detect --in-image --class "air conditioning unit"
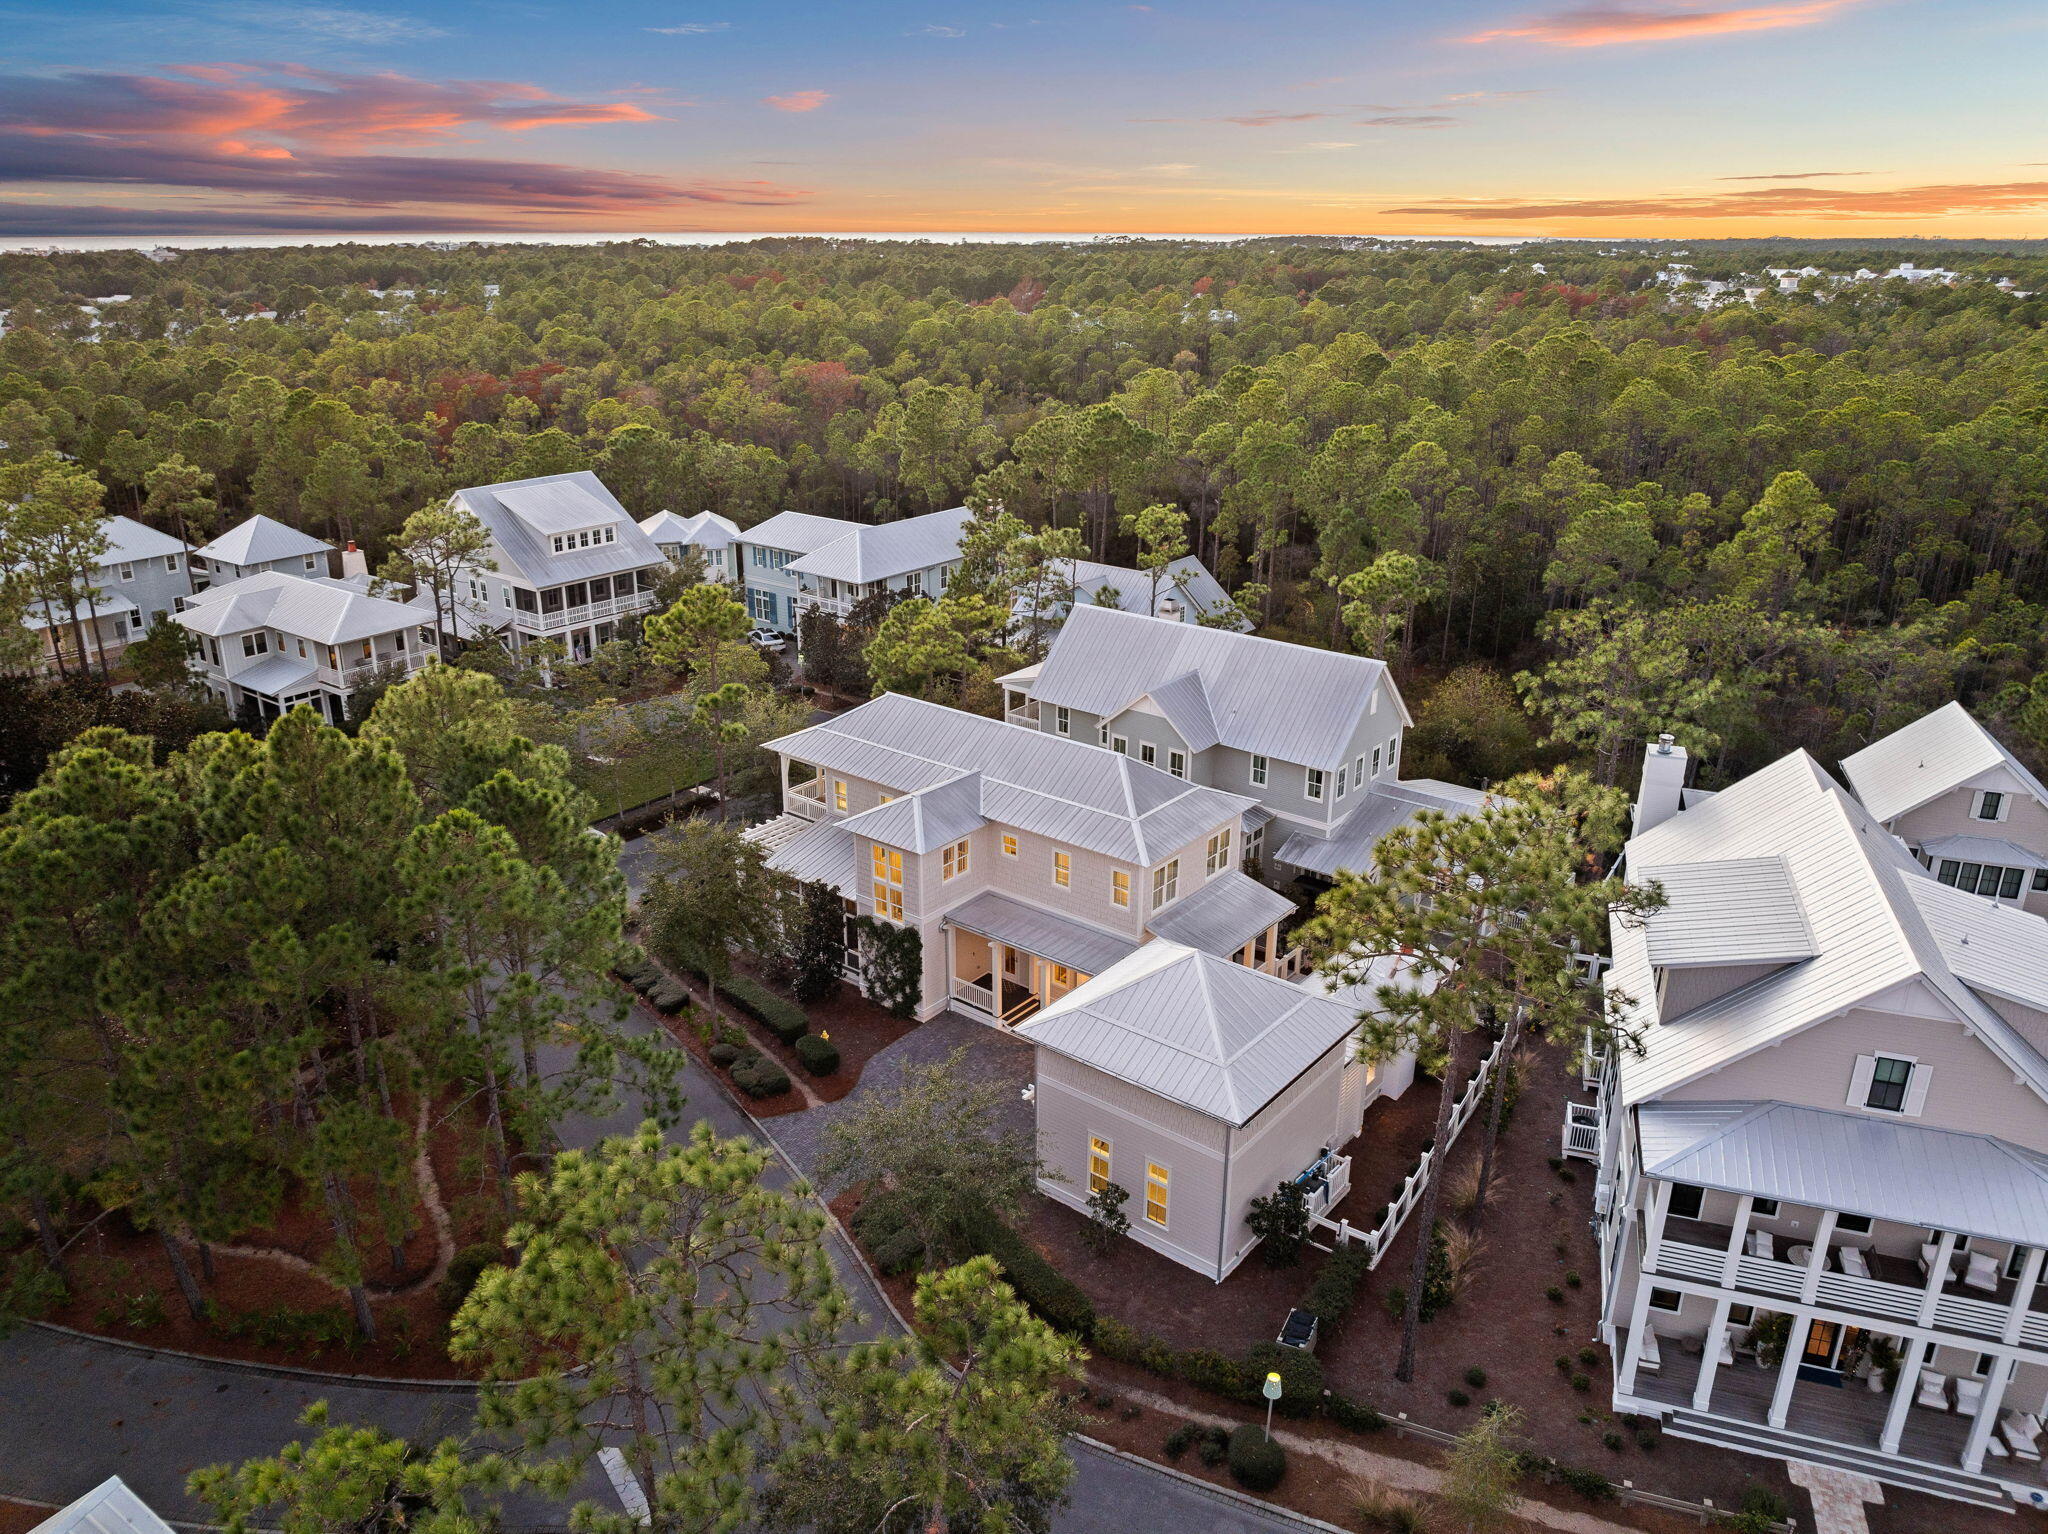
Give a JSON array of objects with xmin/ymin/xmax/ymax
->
[{"xmin": 1594, "ymin": 1181, "xmax": 1613, "ymax": 1216}]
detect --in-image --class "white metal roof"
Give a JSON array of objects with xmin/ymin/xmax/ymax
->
[
  {"xmin": 1640, "ymin": 1100, "xmax": 2048, "ymax": 1248},
  {"xmin": 195, "ymin": 513, "xmax": 331, "ymax": 568},
  {"xmin": 174, "ymin": 571, "xmax": 428, "ymax": 646},
  {"xmin": 837, "ymin": 772, "xmax": 987, "ymax": 853},
  {"xmin": 1840, "ymin": 701, "xmax": 2048, "ymax": 823},
  {"xmin": 763, "ymin": 693, "xmax": 1253, "ymax": 864},
  {"xmin": 1145, "ymin": 869, "xmax": 1295, "ymax": 957},
  {"xmin": 741, "ymin": 509, "xmax": 861, "ymax": 556},
  {"xmin": 1060, "ymin": 555, "xmax": 1246, "ymax": 630},
  {"xmin": 1026, "ymin": 605, "xmax": 1408, "ymax": 771},
  {"xmin": 99, "ymin": 515, "xmax": 191, "ymax": 567},
  {"xmin": 1899, "ymin": 872, "xmax": 2048, "ymax": 1015},
  {"xmin": 231, "ymin": 653, "xmax": 319, "ymax": 697},
  {"xmin": 25, "ymin": 593, "xmax": 137, "ymax": 630},
  {"xmin": 451, "ymin": 472, "xmax": 665, "ymax": 586},
  {"xmin": 30, "ymin": 1478, "xmax": 175, "ymax": 1534},
  {"xmin": 753, "ymin": 816, "xmax": 861, "ymax": 896},
  {"xmin": 1019, "ymin": 942, "xmax": 1360, "ymax": 1125},
  {"xmin": 640, "ymin": 509, "xmax": 740, "ymax": 549},
  {"xmin": 1918, "ymin": 833, "xmax": 2048, "ymax": 871},
  {"xmin": 786, "ymin": 506, "xmax": 973, "ymax": 584},
  {"xmin": 944, "ymin": 890, "xmax": 1140, "ymax": 977},
  {"xmin": 1636, "ymin": 857, "xmax": 1816, "ymax": 968},
  {"xmin": 1274, "ymin": 778, "xmax": 1495, "ymax": 878},
  {"xmin": 1611, "ymin": 748, "xmax": 2048, "ymax": 1108}
]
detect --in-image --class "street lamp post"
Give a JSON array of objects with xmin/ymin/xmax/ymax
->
[{"xmin": 1262, "ymin": 1370, "xmax": 1282, "ymax": 1442}]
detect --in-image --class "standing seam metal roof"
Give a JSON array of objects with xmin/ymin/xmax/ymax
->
[
  {"xmin": 1840, "ymin": 701, "xmax": 2048, "ymax": 823},
  {"xmin": 943, "ymin": 890, "xmax": 1140, "ymax": 977},
  {"xmin": 1636, "ymin": 857, "xmax": 1816, "ymax": 967},
  {"xmin": 99, "ymin": 515, "xmax": 191, "ymax": 566},
  {"xmin": 640, "ymin": 509, "xmax": 740, "ymax": 549},
  {"xmin": 785, "ymin": 506, "xmax": 973, "ymax": 584},
  {"xmin": 173, "ymin": 571, "xmax": 429, "ymax": 646},
  {"xmin": 194, "ymin": 513, "xmax": 331, "ymax": 568},
  {"xmin": 1144, "ymin": 869, "xmax": 1296, "ymax": 957},
  {"xmin": 1274, "ymin": 778, "xmax": 1496, "ymax": 878},
  {"xmin": 451, "ymin": 471, "xmax": 666, "ymax": 586}
]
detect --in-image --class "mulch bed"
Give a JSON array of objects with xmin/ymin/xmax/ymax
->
[{"xmin": 24, "ymin": 1099, "xmax": 508, "ymax": 1379}]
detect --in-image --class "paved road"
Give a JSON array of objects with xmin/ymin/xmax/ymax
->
[{"xmin": 0, "ymin": 994, "xmax": 1323, "ymax": 1534}]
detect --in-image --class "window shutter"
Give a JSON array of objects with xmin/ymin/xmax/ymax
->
[
  {"xmin": 1902, "ymin": 1064, "xmax": 1932, "ymax": 1117},
  {"xmin": 1846, "ymin": 1054, "xmax": 1876, "ymax": 1108}
]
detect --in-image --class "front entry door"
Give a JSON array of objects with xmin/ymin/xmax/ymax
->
[{"xmin": 1797, "ymin": 1319, "xmax": 1846, "ymax": 1384}]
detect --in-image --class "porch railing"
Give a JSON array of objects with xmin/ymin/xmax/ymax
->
[
  {"xmin": 951, "ymin": 977, "xmax": 995, "ymax": 1013},
  {"xmin": 1005, "ymin": 707, "xmax": 1040, "ymax": 728},
  {"xmin": 785, "ymin": 783, "xmax": 829, "ymax": 820},
  {"xmin": 1275, "ymin": 945, "xmax": 1311, "ymax": 980},
  {"xmin": 1562, "ymin": 1100, "xmax": 1603, "ymax": 1162}
]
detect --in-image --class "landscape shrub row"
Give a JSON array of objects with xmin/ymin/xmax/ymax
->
[{"xmin": 614, "ymin": 943, "xmax": 839, "ymax": 1085}]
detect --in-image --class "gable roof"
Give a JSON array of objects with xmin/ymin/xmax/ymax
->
[
  {"xmin": 1061, "ymin": 555, "xmax": 1246, "ymax": 630},
  {"xmin": 99, "ymin": 515, "xmax": 191, "ymax": 567},
  {"xmin": 1637, "ymin": 856, "xmax": 1816, "ymax": 968},
  {"xmin": 1841, "ymin": 701, "xmax": 2048, "ymax": 823},
  {"xmin": 1273, "ymin": 777, "xmax": 1496, "ymax": 879},
  {"xmin": 1917, "ymin": 833, "xmax": 2048, "ymax": 871},
  {"xmin": 1027, "ymin": 605, "xmax": 1406, "ymax": 770},
  {"xmin": 1899, "ymin": 873, "xmax": 2048, "ymax": 1015},
  {"xmin": 174, "ymin": 570, "xmax": 430, "ymax": 646},
  {"xmin": 763, "ymin": 692, "xmax": 1253, "ymax": 863},
  {"xmin": 30, "ymin": 1478, "xmax": 176, "ymax": 1534},
  {"xmin": 194, "ymin": 513, "xmax": 331, "ymax": 568},
  {"xmin": 786, "ymin": 506, "xmax": 973, "ymax": 584},
  {"xmin": 1145, "ymin": 868, "xmax": 1294, "ymax": 956},
  {"xmin": 741, "ymin": 509, "xmax": 860, "ymax": 556},
  {"xmin": 838, "ymin": 771, "xmax": 987, "ymax": 853},
  {"xmin": 450, "ymin": 471, "xmax": 663, "ymax": 585},
  {"xmin": 1018, "ymin": 942, "xmax": 1361, "ymax": 1124},
  {"xmin": 640, "ymin": 509, "xmax": 740, "ymax": 549},
  {"xmin": 1612, "ymin": 748, "xmax": 2048, "ymax": 1107}
]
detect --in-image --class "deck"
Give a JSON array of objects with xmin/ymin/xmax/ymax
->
[{"xmin": 1662, "ymin": 1217, "xmax": 2048, "ymax": 1313}]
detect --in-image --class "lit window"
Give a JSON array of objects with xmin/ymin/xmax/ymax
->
[
  {"xmin": 1055, "ymin": 706, "xmax": 1071, "ymax": 736},
  {"xmin": 1250, "ymin": 754, "xmax": 1268, "ymax": 787},
  {"xmin": 1144, "ymin": 1163, "xmax": 1169, "ymax": 1226},
  {"xmin": 1206, "ymin": 828, "xmax": 1232, "ymax": 876},
  {"xmin": 1111, "ymin": 870, "xmax": 1130, "ymax": 908},
  {"xmin": 833, "ymin": 779, "xmax": 848, "ymax": 811},
  {"xmin": 942, "ymin": 838, "xmax": 970, "ymax": 880},
  {"xmin": 1152, "ymin": 859, "xmax": 1179, "ymax": 908},
  {"xmin": 1053, "ymin": 850, "xmax": 1071, "ymax": 888},
  {"xmin": 1001, "ymin": 834, "xmax": 1018, "ymax": 858},
  {"xmin": 870, "ymin": 843, "xmax": 904, "ymax": 923},
  {"xmin": 1168, "ymin": 750, "xmax": 1186, "ymax": 779},
  {"xmin": 1306, "ymin": 768, "xmax": 1325, "ymax": 803},
  {"xmin": 1088, "ymin": 1136, "xmax": 1111, "ymax": 1194}
]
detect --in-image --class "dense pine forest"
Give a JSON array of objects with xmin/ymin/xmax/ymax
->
[{"xmin": 4, "ymin": 234, "xmax": 2048, "ymax": 790}]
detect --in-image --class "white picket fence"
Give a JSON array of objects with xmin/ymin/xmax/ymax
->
[{"xmin": 1317, "ymin": 1030, "xmax": 1510, "ymax": 1270}]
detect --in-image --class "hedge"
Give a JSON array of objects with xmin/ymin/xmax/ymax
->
[
  {"xmin": 793, "ymin": 1033, "xmax": 840, "ymax": 1076},
  {"xmin": 729, "ymin": 1050, "xmax": 791, "ymax": 1099},
  {"xmin": 1246, "ymin": 1341, "xmax": 1324, "ymax": 1418},
  {"xmin": 1299, "ymin": 1243, "xmax": 1373, "ymax": 1327},
  {"xmin": 1227, "ymin": 1424, "xmax": 1287, "ymax": 1492},
  {"xmin": 708, "ymin": 1041, "xmax": 742, "ymax": 1068},
  {"xmin": 850, "ymin": 1190, "xmax": 926, "ymax": 1276},
  {"xmin": 645, "ymin": 977, "xmax": 689, "ymax": 1014},
  {"xmin": 722, "ymin": 974, "xmax": 810, "ymax": 1045},
  {"xmin": 960, "ymin": 1210, "xmax": 1095, "ymax": 1338}
]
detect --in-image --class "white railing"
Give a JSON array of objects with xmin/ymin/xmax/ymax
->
[
  {"xmin": 1006, "ymin": 707, "xmax": 1040, "ymax": 727},
  {"xmin": 785, "ymin": 784, "xmax": 829, "ymax": 820},
  {"xmin": 1316, "ymin": 1030, "xmax": 1508, "ymax": 1268},
  {"xmin": 1276, "ymin": 945, "xmax": 1312, "ymax": 980},
  {"xmin": 526, "ymin": 591, "xmax": 656, "ymax": 634},
  {"xmin": 1562, "ymin": 1100, "xmax": 1603, "ymax": 1162},
  {"xmin": 316, "ymin": 653, "xmax": 426, "ymax": 688},
  {"xmin": 951, "ymin": 977, "xmax": 995, "ymax": 1013}
]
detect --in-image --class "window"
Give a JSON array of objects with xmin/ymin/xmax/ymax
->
[
  {"xmin": 302, "ymin": 555, "xmax": 318, "ymax": 572},
  {"xmin": 1306, "ymin": 767, "xmax": 1325, "ymax": 803},
  {"xmin": 1336, "ymin": 766, "xmax": 1348, "ymax": 798},
  {"xmin": 1864, "ymin": 1055, "xmax": 1914, "ymax": 1113},
  {"xmin": 1937, "ymin": 859, "xmax": 2027, "ymax": 901},
  {"xmin": 1001, "ymin": 834, "xmax": 1018, "ymax": 858},
  {"xmin": 1144, "ymin": 1163, "xmax": 1169, "ymax": 1226},
  {"xmin": 1052, "ymin": 850, "xmax": 1071, "ymax": 888},
  {"xmin": 359, "ymin": 640, "xmax": 373, "ymax": 661},
  {"xmin": 2008, "ymin": 1247, "xmax": 2032, "ymax": 1281},
  {"xmin": 1727, "ymin": 1303, "xmax": 1755, "ymax": 1327},
  {"xmin": 1111, "ymin": 870, "xmax": 1130, "ymax": 908},
  {"xmin": 419, "ymin": 626, "xmax": 435, "ymax": 648},
  {"xmin": 241, "ymin": 631, "xmax": 269, "ymax": 657},
  {"xmin": 2036, "ymin": 870, "xmax": 2048, "ymax": 892},
  {"xmin": 1647, "ymin": 1288, "xmax": 1684, "ymax": 1313},
  {"xmin": 1152, "ymin": 859, "xmax": 1179, "ymax": 908},
  {"xmin": 833, "ymin": 779, "xmax": 848, "ymax": 812},
  {"xmin": 164, "ymin": 555, "xmax": 179, "ymax": 573},
  {"xmin": 1751, "ymin": 1198, "xmax": 1780, "ymax": 1218},
  {"xmin": 942, "ymin": 838, "xmax": 970, "ymax": 881},
  {"xmin": 870, "ymin": 843, "xmax": 904, "ymax": 923},
  {"xmin": 1088, "ymin": 1136, "xmax": 1112, "ymax": 1194},
  {"xmin": 1168, "ymin": 750, "xmax": 1186, "ymax": 779},
  {"xmin": 1206, "ymin": 828, "xmax": 1232, "ymax": 876},
  {"xmin": 1250, "ymin": 754, "xmax": 1268, "ymax": 787},
  {"xmin": 1387, "ymin": 736, "xmax": 1399, "ymax": 772},
  {"xmin": 1355, "ymin": 754, "xmax": 1366, "ymax": 784},
  {"xmin": 117, "ymin": 563, "xmax": 134, "ymax": 582},
  {"xmin": 1110, "ymin": 736, "xmax": 1127, "ymax": 755},
  {"xmin": 1139, "ymin": 742, "xmax": 1157, "ymax": 766},
  {"xmin": 905, "ymin": 569, "xmax": 923, "ymax": 595},
  {"xmin": 1054, "ymin": 706, "xmax": 1071, "ymax": 736},
  {"xmin": 1977, "ymin": 791, "xmax": 2006, "ymax": 822},
  {"xmin": 295, "ymin": 638, "xmax": 307, "ymax": 658},
  {"xmin": 1371, "ymin": 746, "xmax": 1381, "ymax": 776},
  {"xmin": 1835, "ymin": 1213, "xmax": 1873, "ymax": 1235},
  {"xmin": 1665, "ymin": 1183, "xmax": 1705, "ymax": 1221}
]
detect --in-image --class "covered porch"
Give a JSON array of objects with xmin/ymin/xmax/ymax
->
[{"xmin": 942, "ymin": 891, "xmax": 1138, "ymax": 1027}]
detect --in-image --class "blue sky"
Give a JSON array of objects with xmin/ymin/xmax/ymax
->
[{"xmin": 0, "ymin": 0, "xmax": 2044, "ymax": 236}]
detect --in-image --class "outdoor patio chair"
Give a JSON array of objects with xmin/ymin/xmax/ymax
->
[
  {"xmin": 1915, "ymin": 1368, "xmax": 1951, "ymax": 1410},
  {"xmin": 1920, "ymin": 1241, "xmax": 1959, "ymax": 1281},
  {"xmin": 1715, "ymin": 1330, "xmax": 1735, "ymax": 1367},
  {"xmin": 1745, "ymin": 1229, "xmax": 1775, "ymax": 1260},
  {"xmin": 1836, "ymin": 1246, "xmax": 1872, "ymax": 1280},
  {"xmin": 1964, "ymin": 1251, "xmax": 2003, "ymax": 1293},
  {"xmin": 1999, "ymin": 1410, "xmax": 2044, "ymax": 1461},
  {"xmin": 1638, "ymin": 1327, "xmax": 1662, "ymax": 1374},
  {"xmin": 1957, "ymin": 1377, "xmax": 1988, "ymax": 1416}
]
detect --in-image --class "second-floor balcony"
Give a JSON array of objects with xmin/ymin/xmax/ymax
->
[{"xmin": 516, "ymin": 589, "xmax": 657, "ymax": 635}]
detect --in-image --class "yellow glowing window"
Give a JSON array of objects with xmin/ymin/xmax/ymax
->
[
  {"xmin": 870, "ymin": 842, "xmax": 903, "ymax": 922},
  {"xmin": 1053, "ymin": 850, "xmax": 1070, "ymax": 888},
  {"xmin": 942, "ymin": 838, "xmax": 970, "ymax": 880},
  {"xmin": 1001, "ymin": 833, "xmax": 1018, "ymax": 858},
  {"xmin": 833, "ymin": 779, "xmax": 848, "ymax": 811},
  {"xmin": 1088, "ymin": 1136, "xmax": 1111, "ymax": 1194},
  {"xmin": 1145, "ymin": 1163, "xmax": 1169, "ymax": 1226},
  {"xmin": 1111, "ymin": 869, "xmax": 1130, "ymax": 908},
  {"xmin": 1206, "ymin": 828, "xmax": 1232, "ymax": 876},
  {"xmin": 1152, "ymin": 858, "xmax": 1179, "ymax": 908},
  {"xmin": 1052, "ymin": 964, "xmax": 1075, "ymax": 987}
]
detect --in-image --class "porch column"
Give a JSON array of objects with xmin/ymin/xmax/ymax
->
[
  {"xmin": 1800, "ymin": 1210, "xmax": 1839, "ymax": 1304},
  {"xmin": 1693, "ymin": 1295, "xmax": 1735, "ymax": 1411},
  {"xmin": 1917, "ymin": 1231, "xmax": 1959, "ymax": 1326},
  {"xmin": 1879, "ymin": 1335, "xmax": 1932, "ymax": 1453},
  {"xmin": 2004, "ymin": 1246, "xmax": 2045, "ymax": 1346},
  {"xmin": 1643, "ymin": 1180, "xmax": 1673, "ymax": 1275},
  {"xmin": 1719, "ymin": 1195, "xmax": 1755, "ymax": 1288},
  {"xmin": 1767, "ymin": 1308, "xmax": 1813, "ymax": 1430},
  {"xmin": 1963, "ymin": 1357, "xmax": 2014, "ymax": 1474},
  {"xmin": 1616, "ymin": 1284, "xmax": 1657, "ymax": 1398}
]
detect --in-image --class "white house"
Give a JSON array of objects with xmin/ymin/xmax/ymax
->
[
  {"xmin": 1577, "ymin": 736, "xmax": 2048, "ymax": 1510},
  {"xmin": 639, "ymin": 509, "xmax": 741, "ymax": 583},
  {"xmin": 449, "ymin": 471, "xmax": 667, "ymax": 662},
  {"xmin": 191, "ymin": 514, "xmax": 335, "ymax": 587},
  {"xmin": 21, "ymin": 514, "xmax": 194, "ymax": 674},
  {"xmin": 737, "ymin": 506, "xmax": 972, "ymax": 637},
  {"xmin": 175, "ymin": 570, "xmax": 440, "ymax": 724},
  {"xmin": 1025, "ymin": 554, "xmax": 1246, "ymax": 633},
  {"xmin": 1841, "ymin": 702, "xmax": 2048, "ymax": 918}
]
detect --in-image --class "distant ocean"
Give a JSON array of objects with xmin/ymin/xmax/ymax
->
[{"xmin": 2, "ymin": 230, "xmax": 1550, "ymax": 255}]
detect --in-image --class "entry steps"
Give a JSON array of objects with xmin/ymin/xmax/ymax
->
[{"xmin": 1661, "ymin": 1406, "xmax": 2013, "ymax": 1512}]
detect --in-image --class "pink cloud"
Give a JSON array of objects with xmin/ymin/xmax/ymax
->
[
  {"xmin": 1381, "ymin": 180, "xmax": 2048, "ymax": 221},
  {"xmin": 1464, "ymin": 0, "xmax": 1860, "ymax": 47},
  {"xmin": 762, "ymin": 89, "xmax": 830, "ymax": 112}
]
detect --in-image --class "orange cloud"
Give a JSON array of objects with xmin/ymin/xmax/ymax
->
[
  {"xmin": 763, "ymin": 89, "xmax": 830, "ymax": 112},
  {"xmin": 1464, "ymin": 0, "xmax": 1859, "ymax": 47},
  {"xmin": 1382, "ymin": 179, "xmax": 2048, "ymax": 221}
]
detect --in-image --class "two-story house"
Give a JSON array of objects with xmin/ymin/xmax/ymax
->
[
  {"xmin": 743, "ymin": 690, "xmax": 1295, "ymax": 1025},
  {"xmin": 175, "ymin": 571, "xmax": 440, "ymax": 724},
  {"xmin": 1001, "ymin": 605, "xmax": 1490, "ymax": 876},
  {"xmin": 448, "ymin": 471, "xmax": 667, "ymax": 662},
  {"xmin": 1577, "ymin": 736, "xmax": 2048, "ymax": 1510},
  {"xmin": 23, "ymin": 515, "xmax": 194, "ymax": 674},
  {"xmin": 191, "ymin": 514, "xmax": 335, "ymax": 588},
  {"xmin": 1030, "ymin": 554, "xmax": 1247, "ymax": 632},
  {"xmin": 737, "ymin": 506, "xmax": 971, "ymax": 637},
  {"xmin": 639, "ymin": 510, "xmax": 741, "ymax": 583},
  {"xmin": 1842, "ymin": 702, "xmax": 2048, "ymax": 918}
]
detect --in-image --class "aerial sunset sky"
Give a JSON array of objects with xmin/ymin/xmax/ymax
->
[{"xmin": 3, "ymin": 0, "xmax": 2043, "ymax": 238}]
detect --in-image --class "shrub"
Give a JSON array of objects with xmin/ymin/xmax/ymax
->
[
  {"xmin": 1226, "ymin": 1424, "xmax": 1286, "ymax": 1491},
  {"xmin": 1196, "ymin": 1426, "xmax": 1229, "ymax": 1466},
  {"xmin": 1464, "ymin": 1366, "xmax": 1488, "ymax": 1389},
  {"xmin": 708, "ymin": 1041, "xmax": 742, "ymax": 1068},
  {"xmin": 1564, "ymin": 1270, "xmax": 1582, "ymax": 1288},
  {"xmin": 1635, "ymin": 1431, "xmax": 1658, "ymax": 1452},
  {"xmin": 1570, "ymin": 1373, "xmax": 1592, "ymax": 1393},
  {"xmin": 1554, "ymin": 1464, "xmax": 1617, "ymax": 1502},
  {"xmin": 1300, "ymin": 1243, "xmax": 1372, "ymax": 1326},
  {"xmin": 1577, "ymin": 1346, "xmax": 1600, "ymax": 1366},
  {"xmin": 962, "ymin": 1211, "xmax": 1095, "ymax": 1338},
  {"xmin": 1448, "ymin": 1388, "xmax": 1470, "ymax": 1407},
  {"xmin": 1164, "ymin": 1424, "xmax": 1197, "ymax": 1461},
  {"xmin": 729, "ymin": 1050, "xmax": 791, "ymax": 1099},
  {"xmin": 1175, "ymin": 1347, "xmax": 1259, "ymax": 1400},
  {"xmin": 646, "ymin": 977, "xmax": 689, "ymax": 1013},
  {"xmin": 1351, "ymin": 1483, "xmax": 1424, "ymax": 1534},
  {"xmin": 1545, "ymin": 1286, "xmax": 1564, "ymax": 1304},
  {"xmin": 1245, "ymin": 1341, "xmax": 1323, "ymax": 1418},
  {"xmin": 1326, "ymin": 1394, "xmax": 1385, "ymax": 1432},
  {"xmin": 850, "ymin": 1190, "xmax": 927, "ymax": 1276},
  {"xmin": 1723, "ymin": 1486, "xmax": 1789, "ymax": 1533},
  {"xmin": 723, "ymin": 974, "xmax": 810, "ymax": 1044},
  {"xmin": 793, "ymin": 1033, "xmax": 840, "ymax": 1076},
  {"xmin": 1246, "ymin": 1180, "xmax": 1311, "ymax": 1266},
  {"xmin": 1602, "ymin": 1431, "xmax": 1624, "ymax": 1451},
  {"xmin": 1554, "ymin": 1355, "xmax": 1572, "ymax": 1372},
  {"xmin": 437, "ymin": 1242, "xmax": 504, "ymax": 1311}
]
